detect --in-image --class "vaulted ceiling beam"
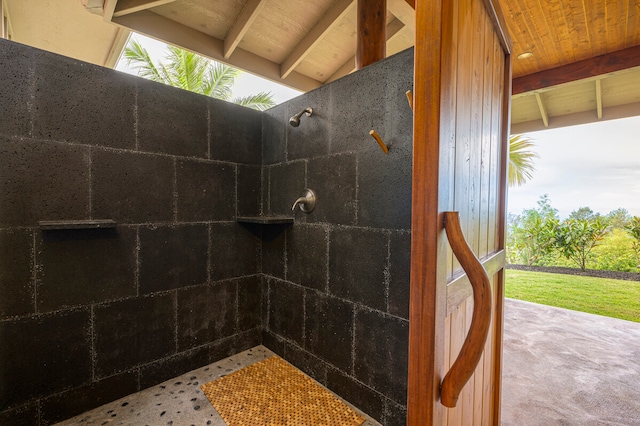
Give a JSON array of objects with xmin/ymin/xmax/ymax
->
[
  {"xmin": 111, "ymin": 10, "xmax": 322, "ymax": 92},
  {"xmin": 280, "ymin": 0, "xmax": 355, "ymax": 79},
  {"xmin": 388, "ymin": 0, "xmax": 415, "ymax": 32},
  {"xmin": 356, "ymin": 0, "xmax": 386, "ymax": 69},
  {"xmin": 223, "ymin": 0, "xmax": 267, "ymax": 59},
  {"xmin": 512, "ymin": 45, "xmax": 640, "ymax": 95},
  {"xmin": 534, "ymin": 92, "xmax": 549, "ymax": 128},
  {"xmin": 595, "ymin": 79, "xmax": 603, "ymax": 120},
  {"xmin": 113, "ymin": 0, "xmax": 177, "ymax": 18}
]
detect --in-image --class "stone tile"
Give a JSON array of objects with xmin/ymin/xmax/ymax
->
[
  {"xmin": 326, "ymin": 368, "xmax": 385, "ymax": 423},
  {"xmin": 32, "ymin": 52, "xmax": 135, "ymax": 149},
  {"xmin": 0, "ymin": 309, "xmax": 91, "ymax": 409},
  {"xmin": 0, "ymin": 402, "xmax": 39, "ymax": 426},
  {"xmin": 283, "ymin": 342, "xmax": 328, "ymax": 385},
  {"xmin": 237, "ymin": 165, "xmax": 262, "ymax": 216},
  {"xmin": 328, "ymin": 61, "xmax": 388, "ymax": 155},
  {"xmin": 139, "ymin": 225, "xmax": 208, "ymax": 294},
  {"xmin": 209, "ymin": 329, "xmax": 262, "ymax": 363},
  {"xmin": 94, "ymin": 294, "xmax": 175, "ymax": 377},
  {"xmin": 209, "ymin": 98, "xmax": 262, "ymax": 164},
  {"xmin": 0, "ymin": 39, "xmax": 33, "ymax": 138},
  {"xmin": 262, "ymin": 103, "xmax": 287, "ymax": 165},
  {"xmin": 0, "ymin": 137, "xmax": 90, "ymax": 227},
  {"xmin": 91, "ymin": 150, "xmax": 174, "ymax": 223},
  {"xmin": 354, "ymin": 309, "xmax": 409, "ymax": 405},
  {"xmin": 286, "ymin": 225, "xmax": 328, "ymax": 291},
  {"xmin": 261, "ymin": 227, "xmax": 286, "ymax": 279},
  {"xmin": 304, "ymin": 291, "xmax": 354, "ymax": 372},
  {"xmin": 262, "ymin": 329, "xmax": 286, "ymax": 357},
  {"xmin": 267, "ymin": 161, "xmax": 306, "ymax": 217},
  {"xmin": 356, "ymin": 141, "xmax": 412, "ymax": 230},
  {"xmin": 328, "ymin": 228, "xmax": 388, "ymax": 311},
  {"xmin": 383, "ymin": 398, "xmax": 408, "ymax": 426},
  {"xmin": 267, "ymin": 278, "xmax": 304, "ymax": 346},
  {"xmin": 40, "ymin": 371, "xmax": 139, "ymax": 426},
  {"xmin": 306, "ymin": 153, "xmax": 357, "ymax": 225},
  {"xmin": 137, "ymin": 80, "xmax": 208, "ymax": 158},
  {"xmin": 210, "ymin": 223, "xmax": 259, "ymax": 281},
  {"xmin": 389, "ymin": 231, "xmax": 411, "ymax": 319},
  {"xmin": 285, "ymin": 86, "xmax": 330, "ymax": 161},
  {"xmin": 0, "ymin": 229, "xmax": 34, "ymax": 319},
  {"xmin": 139, "ymin": 346, "xmax": 210, "ymax": 390},
  {"xmin": 177, "ymin": 281, "xmax": 237, "ymax": 351},
  {"xmin": 176, "ymin": 159, "xmax": 235, "ymax": 222},
  {"xmin": 36, "ymin": 227, "xmax": 137, "ymax": 312},
  {"xmin": 237, "ymin": 276, "xmax": 262, "ymax": 331}
]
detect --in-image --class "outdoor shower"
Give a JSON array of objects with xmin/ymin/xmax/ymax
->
[{"xmin": 289, "ymin": 107, "xmax": 313, "ymax": 127}]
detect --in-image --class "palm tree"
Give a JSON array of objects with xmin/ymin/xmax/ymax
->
[
  {"xmin": 123, "ymin": 39, "xmax": 275, "ymax": 111},
  {"xmin": 509, "ymin": 134, "xmax": 538, "ymax": 187}
]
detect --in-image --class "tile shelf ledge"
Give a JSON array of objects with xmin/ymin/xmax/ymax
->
[
  {"xmin": 39, "ymin": 220, "xmax": 117, "ymax": 230},
  {"xmin": 236, "ymin": 216, "xmax": 294, "ymax": 225}
]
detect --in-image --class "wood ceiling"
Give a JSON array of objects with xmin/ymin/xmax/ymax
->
[{"xmin": 3, "ymin": 0, "xmax": 640, "ymax": 132}]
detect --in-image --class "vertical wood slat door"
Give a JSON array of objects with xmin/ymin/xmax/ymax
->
[{"xmin": 408, "ymin": 0, "xmax": 512, "ymax": 424}]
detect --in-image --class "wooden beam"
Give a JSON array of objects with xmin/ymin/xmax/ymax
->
[
  {"xmin": 223, "ymin": 0, "xmax": 267, "ymax": 59},
  {"xmin": 387, "ymin": 0, "xmax": 415, "ymax": 32},
  {"xmin": 1, "ymin": 0, "xmax": 5, "ymax": 39},
  {"xmin": 280, "ymin": 0, "xmax": 354, "ymax": 79},
  {"xmin": 512, "ymin": 45, "xmax": 640, "ymax": 95},
  {"xmin": 113, "ymin": 0, "xmax": 177, "ymax": 18},
  {"xmin": 103, "ymin": 27, "xmax": 131, "ymax": 68},
  {"xmin": 326, "ymin": 18, "xmax": 404, "ymax": 83},
  {"xmin": 112, "ymin": 10, "xmax": 322, "ymax": 92},
  {"xmin": 103, "ymin": 0, "xmax": 118, "ymax": 22},
  {"xmin": 404, "ymin": 0, "xmax": 415, "ymax": 8},
  {"xmin": 511, "ymin": 101, "xmax": 640, "ymax": 134},
  {"xmin": 534, "ymin": 92, "xmax": 549, "ymax": 127},
  {"xmin": 356, "ymin": 0, "xmax": 386, "ymax": 69},
  {"xmin": 595, "ymin": 79, "xmax": 603, "ymax": 120}
]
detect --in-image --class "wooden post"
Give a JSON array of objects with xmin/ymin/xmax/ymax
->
[
  {"xmin": 356, "ymin": 0, "xmax": 386, "ymax": 69},
  {"xmin": 1, "ymin": 0, "xmax": 5, "ymax": 39}
]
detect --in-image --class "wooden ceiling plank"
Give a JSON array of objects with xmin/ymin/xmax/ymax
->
[
  {"xmin": 534, "ymin": 92, "xmax": 549, "ymax": 127},
  {"xmin": 512, "ymin": 45, "xmax": 640, "ymax": 94},
  {"xmin": 595, "ymin": 78, "xmax": 603, "ymax": 119},
  {"xmin": 280, "ymin": 0, "xmax": 355, "ymax": 79},
  {"xmin": 606, "ymin": 0, "xmax": 628, "ymax": 51},
  {"xmin": 584, "ymin": 0, "xmax": 607, "ymax": 55},
  {"xmin": 625, "ymin": 0, "xmax": 640, "ymax": 47},
  {"xmin": 113, "ymin": 0, "xmax": 177, "ymax": 18},
  {"xmin": 112, "ymin": 9, "xmax": 322, "ymax": 92},
  {"xmin": 223, "ymin": 0, "xmax": 267, "ymax": 60},
  {"xmin": 325, "ymin": 17, "xmax": 404, "ymax": 83}
]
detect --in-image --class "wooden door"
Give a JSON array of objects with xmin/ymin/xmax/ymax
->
[{"xmin": 408, "ymin": 0, "xmax": 512, "ymax": 424}]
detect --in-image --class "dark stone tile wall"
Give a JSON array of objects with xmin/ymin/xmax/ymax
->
[
  {"xmin": 260, "ymin": 48, "xmax": 414, "ymax": 426},
  {"xmin": 0, "ymin": 39, "xmax": 262, "ymax": 425}
]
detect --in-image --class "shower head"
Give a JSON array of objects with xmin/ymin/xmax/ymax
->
[{"xmin": 289, "ymin": 107, "xmax": 313, "ymax": 127}]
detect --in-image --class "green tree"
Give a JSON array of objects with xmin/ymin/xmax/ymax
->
[
  {"xmin": 507, "ymin": 195, "xmax": 559, "ymax": 265},
  {"xmin": 591, "ymin": 228, "xmax": 638, "ymax": 272},
  {"xmin": 508, "ymin": 134, "xmax": 538, "ymax": 187},
  {"xmin": 606, "ymin": 208, "xmax": 631, "ymax": 229},
  {"xmin": 625, "ymin": 216, "xmax": 640, "ymax": 268},
  {"xmin": 123, "ymin": 39, "xmax": 275, "ymax": 111},
  {"xmin": 554, "ymin": 217, "xmax": 609, "ymax": 271},
  {"xmin": 568, "ymin": 207, "xmax": 600, "ymax": 222}
]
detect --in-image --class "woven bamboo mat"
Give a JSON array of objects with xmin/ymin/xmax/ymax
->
[{"xmin": 201, "ymin": 356, "xmax": 365, "ymax": 426}]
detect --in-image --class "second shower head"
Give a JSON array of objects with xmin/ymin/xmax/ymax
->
[{"xmin": 289, "ymin": 107, "xmax": 313, "ymax": 127}]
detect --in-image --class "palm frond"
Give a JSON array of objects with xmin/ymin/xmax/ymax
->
[
  {"xmin": 231, "ymin": 92, "xmax": 276, "ymax": 111},
  {"xmin": 204, "ymin": 63, "xmax": 239, "ymax": 100},
  {"xmin": 123, "ymin": 39, "xmax": 165, "ymax": 83},
  {"xmin": 509, "ymin": 134, "xmax": 539, "ymax": 187}
]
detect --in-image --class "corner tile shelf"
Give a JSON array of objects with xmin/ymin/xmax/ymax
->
[
  {"xmin": 39, "ymin": 220, "xmax": 117, "ymax": 230},
  {"xmin": 236, "ymin": 216, "xmax": 294, "ymax": 225}
]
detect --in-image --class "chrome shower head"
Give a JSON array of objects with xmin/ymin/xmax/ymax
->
[{"xmin": 289, "ymin": 107, "xmax": 313, "ymax": 127}]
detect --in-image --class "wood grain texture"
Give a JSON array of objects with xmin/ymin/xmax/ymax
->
[
  {"xmin": 440, "ymin": 212, "xmax": 492, "ymax": 408},
  {"xmin": 512, "ymin": 44, "xmax": 640, "ymax": 94},
  {"xmin": 356, "ymin": 0, "xmax": 387, "ymax": 68}
]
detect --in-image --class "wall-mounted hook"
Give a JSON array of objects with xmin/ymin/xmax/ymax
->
[
  {"xmin": 369, "ymin": 130, "xmax": 389, "ymax": 154},
  {"xmin": 406, "ymin": 90, "xmax": 413, "ymax": 110}
]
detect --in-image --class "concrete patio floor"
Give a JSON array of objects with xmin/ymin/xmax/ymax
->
[{"xmin": 502, "ymin": 298, "xmax": 640, "ymax": 425}]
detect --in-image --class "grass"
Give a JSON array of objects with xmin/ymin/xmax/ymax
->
[{"xmin": 505, "ymin": 269, "xmax": 640, "ymax": 323}]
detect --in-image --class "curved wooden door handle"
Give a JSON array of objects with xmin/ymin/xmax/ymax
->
[{"xmin": 440, "ymin": 212, "xmax": 492, "ymax": 408}]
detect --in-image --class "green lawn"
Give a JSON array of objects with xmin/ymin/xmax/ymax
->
[{"xmin": 505, "ymin": 269, "xmax": 640, "ymax": 323}]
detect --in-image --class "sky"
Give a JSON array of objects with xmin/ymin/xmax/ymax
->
[
  {"xmin": 508, "ymin": 115, "xmax": 640, "ymax": 219},
  {"xmin": 117, "ymin": 34, "xmax": 640, "ymax": 220}
]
